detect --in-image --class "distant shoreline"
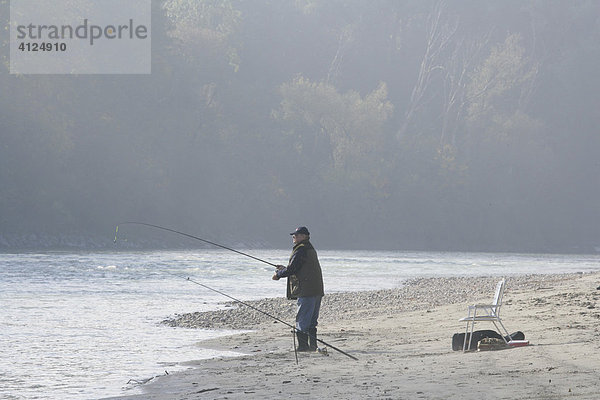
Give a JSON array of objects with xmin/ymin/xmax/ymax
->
[{"xmin": 1, "ymin": 238, "xmax": 599, "ymax": 255}]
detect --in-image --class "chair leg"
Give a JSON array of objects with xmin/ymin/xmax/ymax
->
[
  {"xmin": 467, "ymin": 320, "xmax": 476, "ymax": 351},
  {"xmin": 492, "ymin": 320, "xmax": 511, "ymax": 343},
  {"xmin": 463, "ymin": 320, "xmax": 476, "ymax": 352},
  {"xmin": 463, "ymin": 322, "xmax": 469, "ymax": 352}
]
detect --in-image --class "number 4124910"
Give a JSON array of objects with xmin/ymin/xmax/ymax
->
[{"xmin": 18, "ymin": 42, "xmax": 67, "ymax": 52}]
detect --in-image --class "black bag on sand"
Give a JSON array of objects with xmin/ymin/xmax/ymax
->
[
  {"xmin": 507, "ymin": 331, "xmax": 525, "ymax": 341},
  {"xmin": 452, "ymin": 330, "xmax": 525, "ymax": 351}
]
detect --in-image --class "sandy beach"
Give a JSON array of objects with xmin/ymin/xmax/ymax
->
[{"xmin": 105, "ymin": 272, "xmax": 600, "ymax": 399}]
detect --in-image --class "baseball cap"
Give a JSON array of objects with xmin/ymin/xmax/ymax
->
[{"xmin": 290, "ymin": 226, "xmax": 310, "ymax": 236}]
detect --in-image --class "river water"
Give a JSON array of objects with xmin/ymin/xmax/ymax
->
[{"xmin": 1, "ymin": 249, "xmax": 599, "ymax": 399}]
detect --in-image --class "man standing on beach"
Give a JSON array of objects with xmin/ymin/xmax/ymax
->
[{"xmin": 272, "ymin": 226, "xmax": 324, "ymax": 352}]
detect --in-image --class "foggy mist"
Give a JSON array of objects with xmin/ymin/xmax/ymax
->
[{"xmin": 1, "ymin": 0, "xmax": 599, "ymax": 253}]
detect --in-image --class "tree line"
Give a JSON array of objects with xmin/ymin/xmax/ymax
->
[{"xmin": 1, "ymin": 0, "xmax": 599, "ymax": 252}]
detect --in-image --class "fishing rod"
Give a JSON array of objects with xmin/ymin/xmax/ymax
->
[
  {"xmin": 114, "ymin": 222, "xmax": 358, "ymax": 361},
  {"xmin": 114, "ymin": 222, "xmax": 277, "ymax": 267},
  {"xmin": 166, "ymin": 271, "xmax": 358, "ymax": 361}
]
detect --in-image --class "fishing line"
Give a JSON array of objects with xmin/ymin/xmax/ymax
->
[{"xmin": 114, "ymin": 222, "xmax": 358, "ymax": 361}]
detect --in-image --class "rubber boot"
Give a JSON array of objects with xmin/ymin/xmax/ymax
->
[
  {"xmin": 296, "ymin": 331, "xmax": 310, "ymax": 352},
  {"xmin": 308, "ymin": 328, "xmax": 318, "ymax": 351}
]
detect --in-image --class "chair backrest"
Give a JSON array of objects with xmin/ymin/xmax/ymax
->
[{"xmin": 491, "ymin": 279, "xmax": 506, "ymax": 315}]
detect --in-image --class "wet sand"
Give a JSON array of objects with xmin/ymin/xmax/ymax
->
[{"xmin": 104, "ymin": 272, "xmax": 600, "ymax": 399}]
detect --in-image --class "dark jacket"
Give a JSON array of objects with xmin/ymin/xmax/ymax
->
[{"xmin": 276, "ymin": 239, "xmax": 324, "ymax": 300}]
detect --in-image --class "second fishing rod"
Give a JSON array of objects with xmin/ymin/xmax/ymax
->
[{"xmin": 114, "ymin": 222, "xmax": 358, "ymax": 361}]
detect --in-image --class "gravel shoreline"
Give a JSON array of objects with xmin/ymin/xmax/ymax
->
[{"xmin": 161, "ymin": 273, "xmax": 584, "ymax": 330}]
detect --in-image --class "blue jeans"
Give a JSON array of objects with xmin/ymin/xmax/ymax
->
[{"xmin": 296, "ymin": 296, "xmax": 322, "ymax": 332}]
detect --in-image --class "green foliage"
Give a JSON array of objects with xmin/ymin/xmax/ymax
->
[
  {"xmin": 275, "ymin": 76, "xmax": 393, "ymax": 185},
  {"xmin": 162, "ymin": 0, "xmax": 242, "ymax": 70},
  {"xmin": 466, "ymin": 34, "xmax": 538, "ymax": 126}
]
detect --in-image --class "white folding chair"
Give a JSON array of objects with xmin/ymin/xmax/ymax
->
[{"xmin": 459, "ymin": 279, "xmax": 512, "ymax": 351}]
